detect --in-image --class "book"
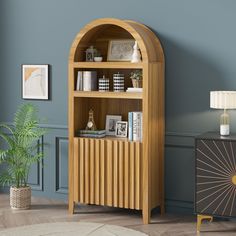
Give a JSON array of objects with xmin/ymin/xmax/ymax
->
[
  {"xmin": 78, "ymin": 133, "xmax": 106, "ymax": 138},
  {"xmin": 78, "ymin": 129, "xmax": 106, "ymax": 135},
  {"xmin": 126, "ymin": 87, "xmax": 143, "ymax": 93},
  {"xmin": 83, "ymin": 71, "xmax": 97, "ymax": 91},
  {"xmin": 133, "ymin": 112, "xmax": 142, "ymax": 141},
  {"xmin": 128, "ymin": 112, "xmax": 133, "ymax": 141},
  {"xmin": 76, "ymin": 71, "xmax": 83, "ymax": 90}
]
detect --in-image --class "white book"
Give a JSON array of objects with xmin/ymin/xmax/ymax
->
[
  {"xmin": 83, "ymin": 71, "xmax": 97, "ymax": 91},
  {"xmin": 133, "ymin": 112, "xmax": 142, "ymax": 141},
  {"xmin": 128, "ymin": 112, "xmax": 133, "ymax": 141},
  {"xmin": 140, "ymin": 112, "xmax": 143, "ymax": 141},
  {"xmin": 126, "ymin": 87, "xmax": 143, "ymax": 93},
  {"xmin": 76, "ymin": 71, "xmax": 83, "ymax": 90}
]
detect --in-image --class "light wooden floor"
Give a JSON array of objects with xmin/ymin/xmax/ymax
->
[{"xmin": 0, "ymin": 194, "xmax": 235, "ymax": 236}]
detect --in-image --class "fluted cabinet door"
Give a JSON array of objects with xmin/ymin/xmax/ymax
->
[
  {"xmin": 73, "ymin": 137, "xmax": 143, "ymax": 210},
  {"xmin": 196, "ymin": 139, "xmax": 236, "ymax": 217}
]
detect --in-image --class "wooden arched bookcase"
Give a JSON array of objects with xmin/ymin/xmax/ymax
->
[{"xmin": 68, "ymin": 18, "xmax": 165, "ymax": 224}]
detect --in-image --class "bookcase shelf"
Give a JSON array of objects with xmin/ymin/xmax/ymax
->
[
  {"xmin": 74, "ymin": 136, "xmax": 142, "ymax": 143},
  {"xmin": 73, "ymin": 62, "xmax": 144, "ymax": 69},
  {"xmin": 68, "ymin": 18, "xmax": 165, "ymax": 224},
  {"xmin": 73, "ymin": 91, "xmax": 142, "ymax": 99}
]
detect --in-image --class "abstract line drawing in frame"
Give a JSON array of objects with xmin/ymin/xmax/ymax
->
[
  {"xmin": 22, "ymin": 64, "xmax": 49, "ymax": 100},
  {"xmin": 107, "ymin": 40, "xmax": 135, "ymax": 61}
]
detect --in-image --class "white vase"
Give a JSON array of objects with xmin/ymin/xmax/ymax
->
[{"xmin": 131, "ymin": 41, "xmax": 141, "ymax": 63}]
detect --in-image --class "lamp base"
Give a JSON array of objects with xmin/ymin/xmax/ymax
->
[{"xmin": 220, "ymin": 124, "xmax": 229, "ymax": 136}]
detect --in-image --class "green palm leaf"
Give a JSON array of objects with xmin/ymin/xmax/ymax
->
[{"xmin": 0, "ymin": 103, "xmax": 47, "ymax": 188}]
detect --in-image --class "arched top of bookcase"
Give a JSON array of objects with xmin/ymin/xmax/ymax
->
[{"xmin": 69, "ymin": 18, "xmax": 164, "ymax": 63}]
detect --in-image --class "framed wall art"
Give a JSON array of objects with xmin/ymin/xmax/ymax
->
[
  {"xmin": 107, "ymin": 40, "xmax": 135, "ymax": 61},
  {"xmin": 22, "ymin": 64, "xmax": 49, "ymax": 100}
]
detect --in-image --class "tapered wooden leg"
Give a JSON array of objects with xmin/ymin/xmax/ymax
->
[
  {"xmin": 142, "ymin": 208, "xmax": 151, "ymax": 224},
  {"xmin": 68, "ymin": 200, "xmax": 75, "ymax": 214},
  {"xmin": 197, "ymin": 214, "xmax": 213, "ymax": 232},
  {"xmin": 160, "ymin": 201, "xmax": 165, "ymax": 215}
]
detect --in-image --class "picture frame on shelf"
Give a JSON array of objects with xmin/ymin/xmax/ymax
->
[
  {"xmin": 107, "ymin": 39, "xmax": 135, "ymax": 61},
  {"xmin": 105, "ymin": 115, "xmax": 122, "ymax": 136},
  {"xmin": 22, "ymin": 64, "xmax": 49, "ymax": 100},
  {"xmin": 115, "ymin": 121, "xmax": 128, "ymax": 138}
]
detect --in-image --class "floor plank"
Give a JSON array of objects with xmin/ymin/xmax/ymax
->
[{"xmin": 0, "ymin": 194, "xmax": 235, "ymax": 235}]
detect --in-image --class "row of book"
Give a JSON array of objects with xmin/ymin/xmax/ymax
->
[
  {"xmin": 76, "ymin": 71, "xmax": 97, "ymax": 91},
  {"xmin": 128, "ymin": 112, "xmax": 142, "ymax": 141}
]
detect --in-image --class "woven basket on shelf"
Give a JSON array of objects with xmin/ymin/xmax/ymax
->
[
  {"xmin": 10, "ymin": 186, "xmax": 31, "ymax": 210},
  {"xmin": 131, "ymin": 79, "xmax": 142, "ymax": 88}
]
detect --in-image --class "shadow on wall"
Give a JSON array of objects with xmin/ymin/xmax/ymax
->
[
  {"xmin": 152, "ymin": 29, "xmax": 228, "ymax": 133},
  {"xmin": 148, "ymin": 30, "xmax": 230, "ymax": 208}
]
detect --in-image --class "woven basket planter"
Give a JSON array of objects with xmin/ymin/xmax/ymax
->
[
  {"xmin": 131, "ymin": 79, "xmax": 142, "ymax": 88},
  {"xmin": 10, "ymin": 186, "xmax": 31, "ymax": 210}
]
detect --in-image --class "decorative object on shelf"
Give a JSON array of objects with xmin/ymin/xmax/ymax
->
[
  {"xmin": 83, "ymin": 71, "xmax": 97, "ymax": 91},
  {"xmin": 94, "ymin": 51, "xmax": 103, "ymax": 62},
  {"xmin": 126, "ymin": 87, "xmax": 143, "ymax": 93},
  {"xmin": 210, "ymin": 91, "xmax": 236, "ymax": 136},
  {"xmin": 107, "ymin": 40, "xmax": 135, "ymax": 61},
  {"xmin": 195, "ymin": 132, "xmax": 236, "ymax": 232},
  {"xmin": 77, "ymin": 129, "xmax": 106, "ymax": 138},
  {"xmin": 0, "ymin": 103, "xmax": 47, "ymax": 209},
  {"xmin": 76, "ymin": 71, "xmax": 83, "ymax": 90},
  {"xmin": 94, "ymin": 56, "xmax": 103, "ymax": 62},
  {"xmin": 115, "ymin": 121, "xmax": 128, "ymax": 138},
  {"xmin": 113, "ymin": 72, "xmax": 124, "ymax": 92},
  {"xmin": 22, "ymin": 64, "xmax": 49, "ymax": 100},
  {"xmin": 85, "ymin": 109, "xmax": 97, "ymax": 131},
  {"xmin": 130, "ymin": 70, "xmax": 142, "ymax": 88},
  {"xmin": 99, "ymin": 75, "xmax": 110, "ymax": 92},
  {"xmin": 131, "ymin": 41, "xmax": 141, "ymax": 63},
  {"xmin": 86, "ymin": 46, "xmax": 97, "ymax": 62},
  {"xmin": 105, "ymin": 115, "xmax": 122, "ymax": 136}
]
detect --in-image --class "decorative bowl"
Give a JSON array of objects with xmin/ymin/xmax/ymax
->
[{"xmin": 94, "ymin": 57, "xmax": 103, "ymax": 62}]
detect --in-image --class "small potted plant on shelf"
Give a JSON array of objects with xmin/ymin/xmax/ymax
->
[
  {"xmin": 0, "ymin": 103, "xmax": 47, "ymax": 210},
  {"xmin": 130, "ymin": 70, "xmax": 143, "ymax": 88},
  {"xmin": 94, "ymin": 51, "xmax": 103, "ymax": 62}
]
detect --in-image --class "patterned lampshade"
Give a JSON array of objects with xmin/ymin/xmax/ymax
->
[{"xmin": 210, "ymin": 91, "xmax": 236, "ymax": 109}]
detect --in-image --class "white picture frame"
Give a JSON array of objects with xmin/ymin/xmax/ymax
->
[
  {"xmin": 115, "ymin": 121, "xmax": 128, "ymax": 138},
  {"xmin": 107, "ymin": 40, "xmax": 135, "ymax": 61},
  {"xmin": 22, "ymin": 64, "xmax": 49, "ymax": 100},
  {"xmin": 105, "ymin": 115, "xmax": 122, "ymax": 136}
]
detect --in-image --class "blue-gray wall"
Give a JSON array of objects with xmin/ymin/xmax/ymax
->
[{"xmin": 1, "ymin": 0, "xmax": 236, "ymax": 213}]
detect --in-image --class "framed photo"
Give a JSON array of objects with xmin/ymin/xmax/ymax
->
[
  {"xmin": 115, "ymin": 121, "xmax": 128, "ymax": 138},
  {"xmin": 22, "ymin": 64, "xmax": 49, "ymax": 100},
  {"xmin": 105, "ymin": 115, "xmax": 122, "ymax": 136},
  {"xmin": 107, "ymin": 40, "xmax": 135, "ymax": 61}
]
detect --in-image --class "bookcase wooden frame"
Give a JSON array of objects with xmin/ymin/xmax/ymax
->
[{"xmin": 68, "ymin": 18, "xmax": 165, "ymax": 224}]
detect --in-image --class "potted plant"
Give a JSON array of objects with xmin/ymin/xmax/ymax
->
[
  {"xmin": 94, "ymin": 51, "xmax": 103, "ymax": 62},
  {"xmin": 0, "ymin": 103, "xmax": 47, "ymax": 209},
  {"xmin": 130, "ymin": 70, "xmax": 143, "ymax": 88}
]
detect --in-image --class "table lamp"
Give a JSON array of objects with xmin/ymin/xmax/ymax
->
[{"xmin": 210, "ymin": 91, "xmax": 236, "ymax": 136}]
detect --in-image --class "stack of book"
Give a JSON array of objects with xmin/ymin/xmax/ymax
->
[
  {"xmin": 76, "ymin": 71, "xmax": 97, "ymax": 91},
  {"xmin": 126, "ymin": 87, "xmax": 143, "ymax": 93},
  {"xmin": 128, "ymin": 112, "xmax": 142, "ymax": 141},
  {"xmin": 77, "ymin": 130, "xmax": 106, "ymax": 138}
]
